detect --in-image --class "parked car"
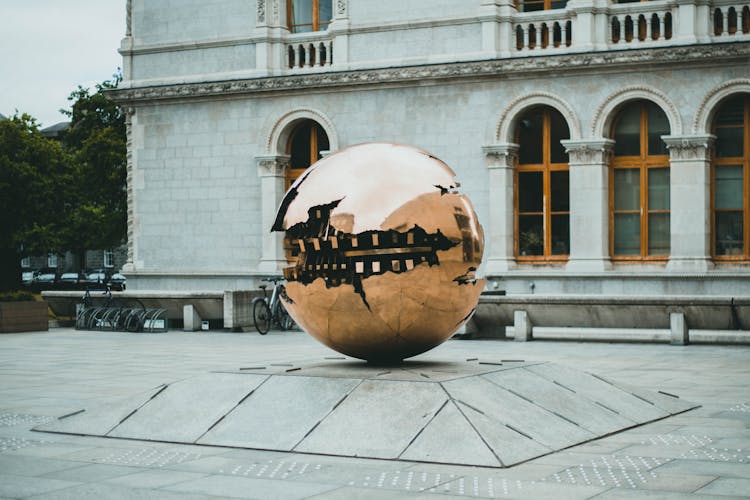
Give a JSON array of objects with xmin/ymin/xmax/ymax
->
[
  {"xmin": 108, "ymin": 273, "xmax": 127, "ymax": 291},
  {"xmin": 33, "ymin": 269, "xmax": 58, "ymax": 291},
  {"xmin": 58, "ymin": 272, "xmax": 85, "ymax": 290},
  {"xmin": 21, "ymin": 270, "xmax": 38, "ymax": 286},
  {"xmin": 83, "ymin": 269, "xmax": 110, "ymax": 288}
]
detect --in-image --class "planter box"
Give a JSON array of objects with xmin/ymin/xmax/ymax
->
[{"xmin": 0, "ymin": 301, "xmax": 49, "ymax": 333}]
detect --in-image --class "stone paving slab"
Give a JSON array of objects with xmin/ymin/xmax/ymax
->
[
  {"xmin": 199, "ymin": 374, "xmax": 359, "ymax": 450},
  {"xmin": 109, "ymin": 373, "xmax": 267, "ymax": 443},
  {"xmin": 295, "ymin": 378, "xmax": 447, "ymax": 459}
]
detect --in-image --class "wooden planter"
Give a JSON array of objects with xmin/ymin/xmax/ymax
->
[{"xmin": 0, "ymin": 301, "xmax": 49, "ymax": 333}]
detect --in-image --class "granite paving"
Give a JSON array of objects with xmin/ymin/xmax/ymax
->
[{"xmin": 1, "ymin": 327, "xmax": 749, "ymax": 498}]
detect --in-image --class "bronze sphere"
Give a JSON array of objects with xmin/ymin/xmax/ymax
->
[{"xmin": 272, "ymin": 142, "xmax": 485, "ymax": 361}]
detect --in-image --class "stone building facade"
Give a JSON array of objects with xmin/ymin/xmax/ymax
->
[{"xmin": 110, "ymin": 0, "xmax": 750, "ymax": 295}]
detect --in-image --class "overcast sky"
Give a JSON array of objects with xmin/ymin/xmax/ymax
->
[{"xmin": 0, "ymin": 1, "xmax": 125, "ymax": 127}]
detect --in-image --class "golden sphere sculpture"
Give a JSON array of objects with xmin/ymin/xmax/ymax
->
[{"xmin": 272, "ymin": 143, "xmax": 485, "ymax": 362}]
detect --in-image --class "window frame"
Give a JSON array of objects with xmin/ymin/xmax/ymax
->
[
  {"xmin": 515, "ymin": 0, "xmax": 568, "ymax": 12},
  {"xmin": 287, "ymin": 0, "xmax": 331, "ymax": 33},
  {"xmin": 103, "ymin": 249, "xmax": 115, "ymax": 268},
  {"xmin": 711, "ymin": 95, "xmax": 750, "ymax": 262},
  {"xmin": 285, "ymin": 120, "xmax": 328, "ymax": 188},
  {"xmin": 514, "ymin": 107, "xmax": 570, "ymax": 263},
  {"xmin": 609, "ymin": 101, "xmax": 671, "ymax": 262}
]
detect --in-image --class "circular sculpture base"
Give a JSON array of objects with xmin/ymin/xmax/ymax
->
[{"xmin": 272, "ymin": 143, "xmax": 485, "ymax": 361}]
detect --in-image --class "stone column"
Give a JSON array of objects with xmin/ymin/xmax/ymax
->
[
  {"xmin": 663, "ymin": 135, "xmax": 715, "ymax": 272},
  {"xmin": 256, "ymin": 154, "xmax": 290, "ymax": 273},
  {"xmin": 483, "ymin": 144, "xmax": 518, "ymax": 274},
  {"xmin": 478, "ymin": 0, "xmax": 515, "ymax": 58},
  {"xmin": 568, "ymin": 0, "xmax": 610, "ymax": 51},
  {"xmin": 122, "ymin": 107, "xmax": 137, "ymax": 273},
  {"xmin": 330, "ymin": 0, "xmax": 350, "ymax": 69},
  {"xmin": 675, "ymin": 0, "xmax": 712, "ymax": 44},
  {"xmin": 255, "ymin": 0, "xmax": 286, "ymax": 73},
  {"xmin": 562, "ymin": 139, "xmax": 614, "ymax": 271}
]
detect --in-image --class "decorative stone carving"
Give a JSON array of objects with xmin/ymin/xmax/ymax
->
[
  {"xmin": 662, "ymin": 135, "xmax": 715, "ymax": 161},
  {"xmin": 592, "ymin": 85, "xmax": 681, "ymax": 137},
  {"xmin": 562, "ymin": 139, "xmax": 615, "ymax": 165},
  {"xmin": 337, "ymin": 0, "xmax": 347, "ymax": 16},
  {"xmin": 693, "ymin": 79, "xmax": 750, "ymax": 134},
  {"xmin": 124, "ymin": 107, "xmax": 135, "ymax": 267},
  {"xmin": 257, "ymin": 0, "xmax": 266, "ymax": 24},
  {"xmin": 483, "ymin": 144, "xmax": 519, "ymax": 169},
  {"xmin": 256, "ymin": 155, "xmax": 290, "ymax": 177},
  {"xmin": 272, "ymin": 0, "xmax": 280, "ymax": 24},
  {"xmin": 495, "ymin": 91, "xmax": 580, "ymax": 143},
  {"xmin": 106, "ymin": 44, "xmax": 750, "ymax": 105},
  {"xmin": 125, "ymin": 0, "xmax": 132, "ymax": 36}
]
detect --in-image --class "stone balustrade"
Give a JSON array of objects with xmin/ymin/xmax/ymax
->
[
  {"xmin": 513, "ymin": 9, "xmax": 574, "ymax": 52},
  {"xmin": 286, "ymin": 33, "xmax": 334, "ymax": 70}
]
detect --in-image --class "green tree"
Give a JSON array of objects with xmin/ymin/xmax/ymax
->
[
  {"xmin": 60, "ymin": 75, "xmax": 127, "ymax": 270},
  {"xmin": 0, "ymin": 114, "xmax": 73, "ymax": 291},
  {"xmin": 0, "ymin": 74, "xmax": 126, "ymax": 291}
]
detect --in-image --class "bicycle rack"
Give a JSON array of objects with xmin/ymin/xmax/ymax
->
[{"xmin": 75, "ymin": 303, "xmax": 168, "ymax": 333}]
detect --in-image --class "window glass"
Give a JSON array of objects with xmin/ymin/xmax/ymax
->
[
  {"xmin": 551, "ymin": 214, "xmax": 569, "ymax": 255},
  {"xmin": 319, "ymin": 0, "xmax": 332, "ymax": 25},
  {"xmin": 519, "ymin": 215, "xmax": 544, "ymax": 256},
  {"xmin": 614, "ymin": 214, "xmax": 640, "ymax": 255},
  {"xmin": 647, "ymin": 213, "xmax": 670, "ymax": 254},
  {"xmin": 289, "ymin": 121, "xmax": 312, "ymax": 169},
  {"xmin": 517, "ymin": 111, "xmax": 543, "ymax": 164},
  {"xmin": 518, "ymin": 171, "xmax": 543, "ymax": 212},
  {"xmin": 550, "ymin": 170, "xmax": 569, "ymax": 212},
  {"xmin": 613, "ymin": 105, "xmax": 641, "ymax": 156},
  {"xmin": 647, "ymin": 168, "xmax": 670, "ymax": 210},
  {"xmin": 290, "ymin": 0, "xmax": 313, "ymax": 32},
  {"xmin": 549, "ymin": 110, "xmax": 570, "ymax": 163},
  {"xmin": 715, "ymin": 165, "xmax": 744, "ymax": 209},
  {"xmin": 715, "ymin": 211, "xmax": 744, "ymax": 255},
  {"xmin": 647, "ymin": 103, "xmax": 669, "ymax": 155},
  {"xmin": 614, "ymin": 169, "xmax": 640, "ymax": 211},
  {"xmin": 715, "ymin": 127, "xmax": 744, "ymax": 158},
  {"xmin": 715, "ymin": 96, "xmax": 744, "ymax": 126}
]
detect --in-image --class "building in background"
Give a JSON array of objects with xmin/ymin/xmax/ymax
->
[{"xmin": 110, "ymin": 0, "xmax": 750, "ymax": 295}]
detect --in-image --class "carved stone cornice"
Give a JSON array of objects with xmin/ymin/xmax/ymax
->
[
  {"xmin": 662, "ymin": 135, "xmax": 715, "ymax": 161},
  {"xmin": 561, "ymin": 139, "xmax": 615, "ymax": 165},
  {"xmin": 483, "ymin": 144, "xmax": 519, "ymax": 169},
  {"xmin": 105, "ymin": 43, "xmax": 750, "ymax": 105},
  {"xmin": 256, "ymin": 154, "xmax": 290, "ymax": 177}
]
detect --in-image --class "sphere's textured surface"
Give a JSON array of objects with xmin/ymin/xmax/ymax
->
[{"xmin": 273, "ymin": 143, "xmax": 484, "ymax": 361}]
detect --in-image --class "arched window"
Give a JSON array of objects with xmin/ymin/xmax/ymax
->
[
  {"xmin": 286, "ymin": 120, "xmax": 330, "ymax": 187},
  {"xmin": 287, "ymin": 0, "xmax": 332, "ymax": 33},
  {"xmin": 515, "ymin": 106, "xmax": 570, "ymax": 260},
  {"xmin": 610, "ymin": 100, "xmax": 671, "ymax": 260},
  {"xmin": 712, "ymin": 94, "xmax": 749, "ymax": 261}
]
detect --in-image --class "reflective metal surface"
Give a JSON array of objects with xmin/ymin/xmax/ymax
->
[{"xmin": 273, "ymin": 142, "xmax": 485, "ymax": 361}]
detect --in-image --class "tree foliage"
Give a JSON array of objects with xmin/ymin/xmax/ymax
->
[{"xmin": 0, "ymin": 74, "xmax": 126, "ymax": 291}]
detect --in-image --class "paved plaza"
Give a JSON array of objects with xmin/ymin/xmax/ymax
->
[{"xmin": 0, "ymin": 327, "xmax": 749, "ymax": 499}]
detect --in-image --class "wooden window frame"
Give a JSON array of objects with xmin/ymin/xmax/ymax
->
[
  {"xmin": 609, "ymin": 102, "xmax": 670, "ymax": 262},
  {"xmin": 514, "ymin": 109, "xmax": 570, "ymax": 263},
  {"xmin": 287, "ymin": 0, "xmax": 331, "ymax": 33},
  {"xmin": 515, "ymin": 0, "xmax": 567, "ymax": 11},
  {"xmin": 286, "ymin": 121, "xmax": 326, "ymax": 188},
  {"xmin": 711, "ymin": 95, "xmax": 750, "ymax": 262}
]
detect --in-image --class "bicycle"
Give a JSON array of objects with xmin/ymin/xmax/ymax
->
[{"xmin": 252, "ymin": 277, "xmax": 296, "ymax": 335}]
